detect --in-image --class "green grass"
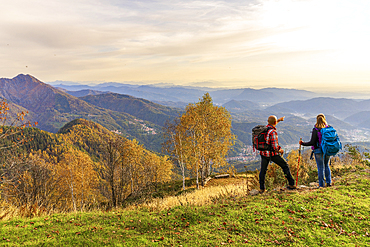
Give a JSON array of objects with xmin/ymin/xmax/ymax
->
[{"xmin": 1, "ymin": 171, "xmax": 370, "ymax": 246}]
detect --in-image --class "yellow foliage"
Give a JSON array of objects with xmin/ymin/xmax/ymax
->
[
  {"xmin": 164, "ymin": 93, "xmax": 235, "ymax": 189},
  {"xmin": 56, "ymin": 147, "xmax": 100, "ymax": 211}
]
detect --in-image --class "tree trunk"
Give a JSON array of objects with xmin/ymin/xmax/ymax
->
[
  {"xmin": 196, "ymin": 165, "xmax": 199, "ymax": 189},
  {"xmin": 110, "ymin": 174, "xmax": 116, "ymax": 207},
  {"xmin": 70, "ymin": 180, "xmax": 76, "ymax": 211},
  {"xmin": 181, "ymin": 163, "xmax": 185, "ymax": 191},
  {"xmin": 130, "ymin": 163, "xmax": 134, "ymax": 194}
]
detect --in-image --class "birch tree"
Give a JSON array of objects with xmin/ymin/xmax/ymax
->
[
  {"xmin": 163, "ymin": 119, "xmax": 188, "ymax": 190},
  {"xmin": 58, "ymin": 148, "xmax": 99, "ymax": 211},
  {"xmin": 120, "ymin": 139, "xmax": 144, "ymax": 197},
  {"xmin": 164, "ymin": 93, "xmax": 235, "ymax": 188},
  {"xmin": 101, "ymin": 137, "xmax": 123, "ymax": 207}
]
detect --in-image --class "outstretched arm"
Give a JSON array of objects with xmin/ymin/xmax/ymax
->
[{"xmin": 277, "ymin": 116, "xmax": 285, "ymax": 123}]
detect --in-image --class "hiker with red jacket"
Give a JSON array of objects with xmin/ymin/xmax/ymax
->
[
  {"xmin": 259, "ymin": 115, "xmax": 296, "ymax": 193},
  {"xmin": 299, "ymin": 113, "xmax": 332, "ymax": 188}
]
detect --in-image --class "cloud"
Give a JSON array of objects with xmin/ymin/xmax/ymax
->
[
  {"xmin": 1, "ymin": 0, "xmax": 264, "ymax": 49},
  {"xmin": 1, "ymin": 0, "xmax": 370, "ymax": 93},
  {"xmin": 0, "ymin": 0, "xmax": 269, "ymax": 73}
]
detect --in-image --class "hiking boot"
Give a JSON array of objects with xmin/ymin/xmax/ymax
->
[
  {"xmin": 326, "ymin": 183, "xmax": 332, "ymax": 187},
  {"xmin": 286, "ymin": 185, "xmax": 297, "ymax": 190},
  {"xmin": 259, "ymin": 189, "xmax": 265, "ymax": 194}
]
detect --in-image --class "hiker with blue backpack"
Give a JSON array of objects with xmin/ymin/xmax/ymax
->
[{"xmin": 299, "ymin": 114, "xmax": 342, "ymax": 188}]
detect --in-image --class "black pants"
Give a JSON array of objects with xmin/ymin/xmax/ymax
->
[{"xmin": 259, "ymin": 155, "xmax": 295, "ymax": 190}]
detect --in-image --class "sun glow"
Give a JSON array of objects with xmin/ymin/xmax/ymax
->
[
  {"xmin": 1, "ymin": 0, "xmax": 370, "ymax": 91},
  {"xmin": 259, "ymin": 0, "xmax": 370, "ymax": 52}
]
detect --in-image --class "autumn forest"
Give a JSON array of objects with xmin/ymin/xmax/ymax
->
[{"xmin": 0, "ymin": 92, "xmax": 235, "ymax": 215}]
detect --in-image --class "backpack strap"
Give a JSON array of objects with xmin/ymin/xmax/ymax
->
[
  {"xmin": 315, "ymin": 127, "xmax": 322, "ymax": 147},
  {"xmin": 266, "ymin": 127, "xmax": 274, "ymax": 145},
  {"xmin": 266, "ymin": 127, "xmax": 278, "ymax": 153},
  {"xmin": 265, "ymin": 126, "xmax": 274, "ymax": 161}
]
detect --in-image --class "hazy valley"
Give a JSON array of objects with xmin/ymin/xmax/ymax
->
[
  {"xmin": 55, "ymin": 76, "xmax": 370, "ymax": 155},
  {"xmin": 2, "ymin": 74, "xmax": 370, "ymax": 170}
]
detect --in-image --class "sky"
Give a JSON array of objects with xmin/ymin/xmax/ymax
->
[{"xmin": 1, "ymin": 0, "xmax": 370, "ymax": 92}]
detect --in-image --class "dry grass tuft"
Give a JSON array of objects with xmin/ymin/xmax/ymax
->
[
  {"xmin": 0, "ymin": 201, "xmax": 21, "ymax": 221},
  {"xmin": 135, "ymin": 180, "xmax": 252, "ymax": 212},
  {"xmin": 0, "ymin": 201, "xmax": 59, "ymax": 221}
]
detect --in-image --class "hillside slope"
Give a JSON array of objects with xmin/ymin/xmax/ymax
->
[
  {"xmin": 16, "ymin": 118, "xmax": 164, "ymax": 168},
  {"xmin": 0, "ymin": 74, "xmax": 164, "ymax": 152},
  {"xmin": 14, "ymin": 119, "xmax": 125, "ymax": 163},
  {"xmin": 79, "ymin": 93, "xmax": 182, "ymax": 126}
]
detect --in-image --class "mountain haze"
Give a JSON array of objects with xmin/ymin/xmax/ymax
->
[
  {"xmin": 222, "ymin": 100, "xmax": 260, "ymax": 112},
  {"xmin": 62, "ymin": 89, "xmax": 107, "ymax": 97},
  {"xmin": 344, "ymin": 111, "xmax": 370, "ymax": 129},
  {"xmin": 268, "ymin": 97, "xmax": 365, "ymax": 119},
  {"xmin": 52, "ymin": 81, "xmax": 320, "ymax": 106}
]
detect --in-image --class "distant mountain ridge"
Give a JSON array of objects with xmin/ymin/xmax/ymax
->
[
  {"xmin": 52, "ymin": 81, "xmax": 318, "ymax": 105},
  {"xmin": 344, "ymin": 111, "xmax": 370, "ymax": 129},
  {"xmin": 60, "ymin": 89, "xmax": 108, "ymax": 97},
  {"xmin": 269, "ymin": 97, "xmax": 370, "ymax": 120}
]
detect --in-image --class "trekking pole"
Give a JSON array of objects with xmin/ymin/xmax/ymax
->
[{"xmin": 296, "ymin": 138, "xmax": 302, "ymax": 187}]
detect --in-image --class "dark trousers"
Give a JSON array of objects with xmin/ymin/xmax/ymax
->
[{"xmin": 259, "ymin": 155, "xmax": 295, "ymax": 190}]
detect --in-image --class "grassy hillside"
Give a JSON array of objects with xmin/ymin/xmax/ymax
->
[{"xmin": 1, "ymin": 169, "xmax": 369, "ymax": 246}]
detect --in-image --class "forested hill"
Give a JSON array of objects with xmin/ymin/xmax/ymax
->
[
  {"xmin": 14, "ymin": 118, "xmax": 150, "ymax": 164},
  {"xmin": 12, "ymin": 119, "xmax": 119, "ymax": 162},
  {"xmin": 1, "ymin": 117, "xmax": 174, "ymax": 213},
  {"xmin": 0, "ymin": 74, "xmax": 167, "ymax": 152},
  {"xmin": 79, "ymin": 93, "xmax": 182, "ymax": 126}
]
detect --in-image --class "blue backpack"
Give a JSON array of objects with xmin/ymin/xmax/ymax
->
[{"xmin": 320, "ymin": 126, "xmax": 342, "ymax": 157}]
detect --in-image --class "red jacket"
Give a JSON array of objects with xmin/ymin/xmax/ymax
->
[{"xmin": 260, "ymin": 124, "xmax": 281, "ymax": 157}]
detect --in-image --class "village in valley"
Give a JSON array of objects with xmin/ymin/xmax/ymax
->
[{"xmin": 129, "ymin": 119, "xmax": 157, "ymax": 135}]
